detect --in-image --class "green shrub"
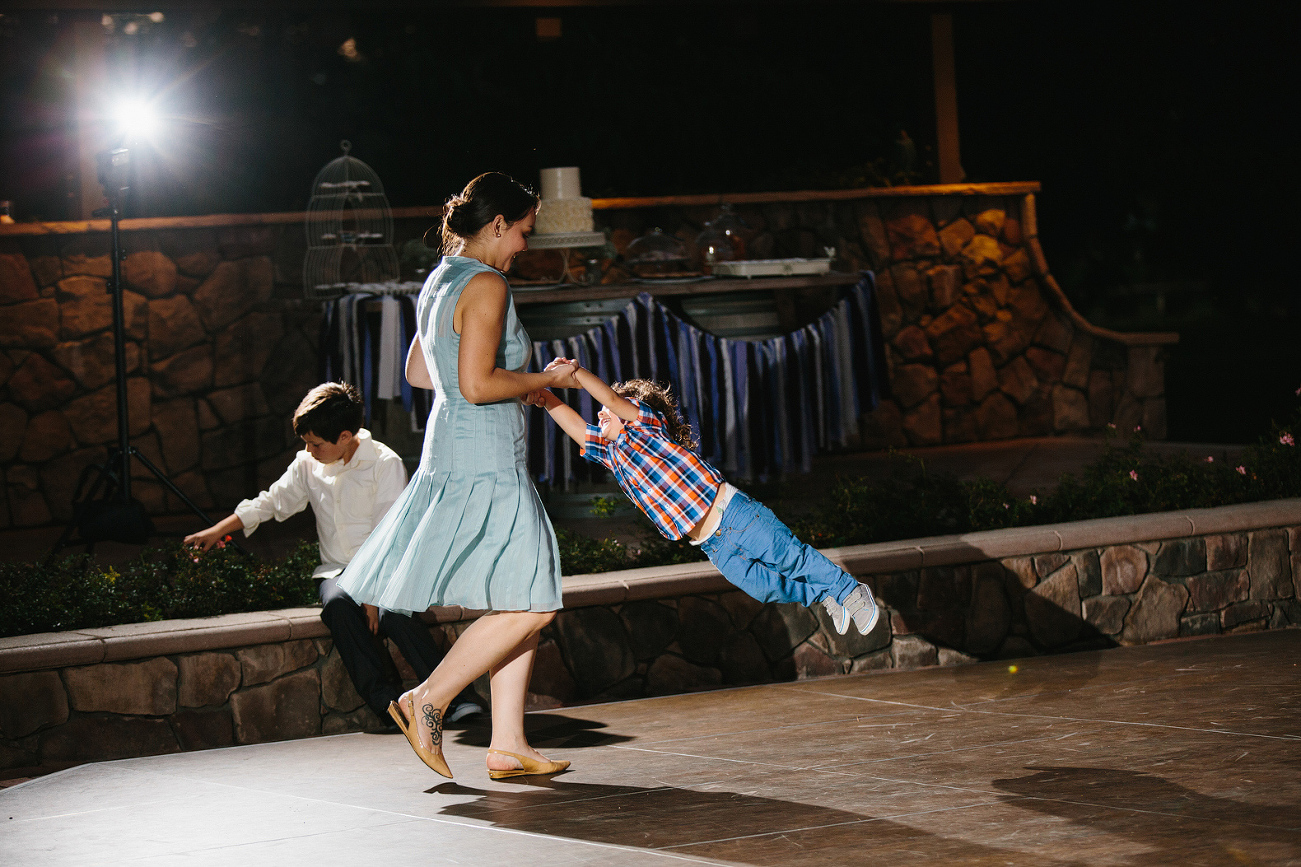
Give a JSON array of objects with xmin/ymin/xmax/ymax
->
[
  {"xmin": 5, "ymin": 403, "xmax": 1299, "ymax": 638},
  {"xmin": 0, "ymin": 542, "xmax": 319, "ymax": 638}
]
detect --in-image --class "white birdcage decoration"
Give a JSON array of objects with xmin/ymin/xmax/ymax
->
[{"xmin": 302, "ymin": 140, "xmax": 401, "ymax": 300}]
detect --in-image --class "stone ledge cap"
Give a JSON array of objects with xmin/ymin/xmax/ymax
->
[{"xmin": 3, "ymin": 498, "xmax": 1298, "ymax": 674}]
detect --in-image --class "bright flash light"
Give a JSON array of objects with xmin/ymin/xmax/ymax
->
[{"xmin": 112, "ymin": 97, "xmax": 160, "ymax": 142}]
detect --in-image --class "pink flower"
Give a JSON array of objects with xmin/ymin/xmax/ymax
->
[
  {"xmin": 1029, "ymin": 495, "xmax": 1038, "ymax": 505},
  {"xmin": 1295, "ymin": 384, "xmax": 1301, "ymax": 396},
  {"xmin": 1129, "ymin": 470, "xmax": 1139, "ymax": 481},
  {"xmin": 1134, "ymin": 425, "xmax": 1142, "ymax": 433},
  {"xmin": 1107, "ymin": 423, "xmax": 1117, "ymax": 429},
  {"xmin": 1236, "ymin": 465, "xmax": 1247, "ymax": 475},
  {"xmin": 1281, "ymin": 433, "xmax": 1295, "ymax": 446},
  {"xmin": 1205, "ymin": 456, "xmax": 1214, "ymax": 462},
  {"xmin": 1003, "ymin": 503, "xmax": 1010, "ymax": 510}
]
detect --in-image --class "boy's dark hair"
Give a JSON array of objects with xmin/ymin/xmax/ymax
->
[
  {"xmin": 611, "ymin": 379, "xmax": 699, "ymax": 452},
  {"xmin": 292, "ymin": 382, "xmax": 363, "ymax": 443}
]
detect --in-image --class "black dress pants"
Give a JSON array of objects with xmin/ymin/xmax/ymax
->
[{"xmin": 318, "ymin": 576, "xmax": 459, "ymax": 718}]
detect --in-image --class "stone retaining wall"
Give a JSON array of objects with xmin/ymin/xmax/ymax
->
[
  {"xmin": 0, "ymin": 184, "xmax": 1175, "ymax": 530},
  {"xmin": 592, "ymin": 186, "xmax": 1177, "ymax": 448},
  {"xmin": 3, "ymin": 499, "xmax": 1297, "ymax": 772}
]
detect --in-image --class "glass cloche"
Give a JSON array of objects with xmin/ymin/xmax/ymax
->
[
  {"xmin": 625, "ymin": 228, "xmax": 694, "ymax": 278},
  {"xmin": 695, "ymin": 219, "xmax": 738, "ymax": 273},
  {"xmin": 711, "ymin": 203, "xmax": 749, "ymax": 259}
]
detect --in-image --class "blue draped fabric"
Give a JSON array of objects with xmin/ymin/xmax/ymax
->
[
  {"xmin": 526, "ymin": 272, "xmax": 886, "ymax": 485},
  {"xmin": 321, "ymin": 275, "xmax": 887, "ymax": 482},
  {"xmin": 319, "ymin": 292, "xmax": 431, "ymax": 424}
]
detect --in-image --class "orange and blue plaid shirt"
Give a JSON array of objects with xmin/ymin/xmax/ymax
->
[{"xmin": 582, "ymin": 399, "xmax": 723, "ymax": 541}]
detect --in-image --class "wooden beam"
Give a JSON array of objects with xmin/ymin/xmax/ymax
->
[
  {"xmin": 931, "ymin": 12, "xmax": 965, "ymax": 184},
  {"xmin": 71, "ymin": 19, "xmax": 108, "ymax": 220}
]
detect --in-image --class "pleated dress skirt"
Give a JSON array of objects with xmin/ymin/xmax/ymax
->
[{"xmin": 338, "ymin": 257, "xmax": 563, "ymax": 614}]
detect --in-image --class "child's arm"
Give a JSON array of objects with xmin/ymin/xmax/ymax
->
[
  {"xmin": 183, "ymin": 514, "xmax": 242, "ymax": 552},
  {"xmin": 543, "ymin": 357, "xmax": 639, "ymax": 422},
  {"xmin": 528, "ymin": 388, "xmax": 590, "ymax": 445}
]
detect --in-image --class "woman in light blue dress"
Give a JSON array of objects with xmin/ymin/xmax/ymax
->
[{"xmin": 340, "ymin": 173, "xmax": 577, "ymax": 780}]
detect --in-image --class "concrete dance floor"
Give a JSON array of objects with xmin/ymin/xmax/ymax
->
[{"xmin": 3, "ymin": 629, "xmax": 1299, "ymax": 866}]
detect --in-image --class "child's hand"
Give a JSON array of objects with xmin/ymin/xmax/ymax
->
[
  {"xmin": 544, "ymin": 356, "xmax": 577, "ymax": 373},
  {"xmin": 183, "ymin": 527, "xmax": 229, "ymax": 553},
  {"xmin": 546, "ymin": 360, "xmax": 582, "ymax": 389},
  {"xmin": 522, "ymin": 389, "xmax": 550, "ymax": 407}
]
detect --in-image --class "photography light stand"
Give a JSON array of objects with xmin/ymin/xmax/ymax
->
[{"xmin": 50, "ymin": 149, "xmax": 244, "ymax": 557}]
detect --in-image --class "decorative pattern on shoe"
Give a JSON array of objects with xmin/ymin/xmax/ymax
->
[{"xmin": 485, "ymin": 748, "xmax": 571, "ymax": 780}]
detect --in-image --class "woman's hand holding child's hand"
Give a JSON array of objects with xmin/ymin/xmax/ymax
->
[{"xmin": 544, "ymin": 357, "xmax": 582, "ymax": 389}]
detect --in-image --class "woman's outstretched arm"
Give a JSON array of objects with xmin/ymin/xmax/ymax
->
[{"xmin": 543, "ymin": 357, "xmax": 638, "ymax": 422}]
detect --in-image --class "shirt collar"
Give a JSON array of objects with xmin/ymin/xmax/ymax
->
[{"xmin": 320, "ymin": 428, "xmax": 376, "ymax": 477}]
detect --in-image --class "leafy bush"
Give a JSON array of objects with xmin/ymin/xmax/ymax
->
[
  {"xmin": 0, "ymin": 542, "xmax": 319, "ymax": 638},
  {"xmin": 5, "ymin": 404, "xmax": 1298, "ymax": 638},
  {"xmin": 796, "ymin": 409, "xmax": 1301, "ymax": 547}
]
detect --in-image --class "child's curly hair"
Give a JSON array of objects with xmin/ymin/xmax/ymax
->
[{"xmin": 611, "ymin": 379, "xmax": 699, "ymax": 451}]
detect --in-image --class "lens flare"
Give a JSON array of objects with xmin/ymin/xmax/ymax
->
[{"xmin": 112, "ymin": 97, "xmax": 160, "ymax": 142}]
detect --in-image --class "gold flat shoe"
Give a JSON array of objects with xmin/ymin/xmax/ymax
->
[
  {"xmin": 389, "ymin": 696, "xmax": 453, "ymax": 779},
  {"xmin": 486, "ymin": 748, "xmax": 570, "ymax": 780}
]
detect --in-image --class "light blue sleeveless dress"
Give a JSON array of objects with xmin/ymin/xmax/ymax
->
[{"xmin": 338, "ymin": 256, "xmax": 562, "ymax": 613}]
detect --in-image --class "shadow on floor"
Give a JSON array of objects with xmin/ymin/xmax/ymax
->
[
  {"xmin": 450, "ymin": 713, "xmax": 635, "ymax": 751},
  {"xmin": 428, "ymin": 776, "xmax": 1091, "ymax": 866},
  {"xmin": 992, "ymin": 766, "xmax": 1301, "ymax": 865}
]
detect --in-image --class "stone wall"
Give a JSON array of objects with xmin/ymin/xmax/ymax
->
[
  {"xmin": 591, "ymin": 185, "xmax": 1177, "ymax": 448},
  {"xmin": 3, "ymin": 501, "xmax": 1297, "ymax": 771},
  {"xmin": 0, "ymin": 219, "xmax": 322, "ymax": 528},
  {"xmin": 0, "ymin": 184, "xmax": 1174, "ymax": 531}
]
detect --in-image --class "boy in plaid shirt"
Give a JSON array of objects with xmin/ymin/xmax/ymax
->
[{"xmin": 527, "ymin": 360, "xmax": 878, "ymax": 635}]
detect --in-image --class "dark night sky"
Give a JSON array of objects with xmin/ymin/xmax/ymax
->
[{"xmin": 2, "ymin": 0, "xmax": 1298, "ymax": 438}]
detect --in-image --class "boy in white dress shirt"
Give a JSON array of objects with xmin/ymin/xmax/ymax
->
[{"xmin": 186, "ymin": 383, "xmax": 481, "ymax": 726}]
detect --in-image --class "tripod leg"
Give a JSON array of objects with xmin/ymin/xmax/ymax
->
[
  {"xmin": 47, "ymin": 455, "xmax": 121, "ymax": 561},
  {"xmin": 127, "ymin": 446, "xmax": 251, "ymax": 557}
]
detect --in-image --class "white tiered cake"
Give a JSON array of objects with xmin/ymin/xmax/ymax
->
[{"xmin": 528, "ymin": 165, "xmax": 603, "ymax": 244}]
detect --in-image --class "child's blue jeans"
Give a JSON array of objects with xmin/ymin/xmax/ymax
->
[{"xmin": 699, "ymin": 490, "xmax": 857, "ymax": 607}]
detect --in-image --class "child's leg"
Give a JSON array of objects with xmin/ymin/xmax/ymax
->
[{"xmin": 701, "ymin": 491, "xmax": 857, "ymax": 607}]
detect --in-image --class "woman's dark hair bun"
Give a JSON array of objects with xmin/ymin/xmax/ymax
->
[{"xmin": 439, "ymin": 173, "xmax": 538, "ymax": 254}]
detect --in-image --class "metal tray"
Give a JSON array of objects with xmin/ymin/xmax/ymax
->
[{"xmin": 710, "ymin": 258, "xmax": 832, "ymax": 277}]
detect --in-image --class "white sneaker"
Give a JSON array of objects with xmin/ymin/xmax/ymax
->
[
  {"xmin": 821, "ymin": 594, "xmax": 851, "ymax": 635},
  {"xmin": 822, "ymin": 584, "xmax": 879, "ymax": 636}
]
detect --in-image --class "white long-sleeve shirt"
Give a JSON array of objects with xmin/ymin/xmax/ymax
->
[{"xmin": 234, "ymin": 429, "xmax": 407, "ymax": 578}]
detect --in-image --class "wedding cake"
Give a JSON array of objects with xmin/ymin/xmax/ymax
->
[{"xmin": 534, "ymin": 166, "xmax": 594, "ymax": 235}]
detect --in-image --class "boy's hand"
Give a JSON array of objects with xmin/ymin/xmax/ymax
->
[
  {"xmin": 522, "ymin": 389, "xmax": 551, "ymax": 407},
  {"xmin": 363, "ymin": 603, "xmax": 380, "ymax": 635},
  {"xmin": 543, "ymin": 356, "xmax": 577, "ymax": 373},
  {"xmin": 183, "ymin": 527, "xmax": 230, "ymax": 553}
]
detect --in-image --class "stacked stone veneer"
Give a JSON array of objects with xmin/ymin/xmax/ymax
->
[
  {"xmin": 0, "ymin": 221, "xmax": 322, "ymax": 527},
  {"xmin": 2, "ymin": 184, "xmax": 1173, "ymax": 528},
  {"xmin": 595, "ymin": 185, "xmax": 1176, "ymax": 448},
  {"xmin": 3, "ymin": 504, "xmax": 1297, "ymax": 770},
  {"xmin": 857, "ymin": 193, "xmax": 1176, "ymax": 445}
]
